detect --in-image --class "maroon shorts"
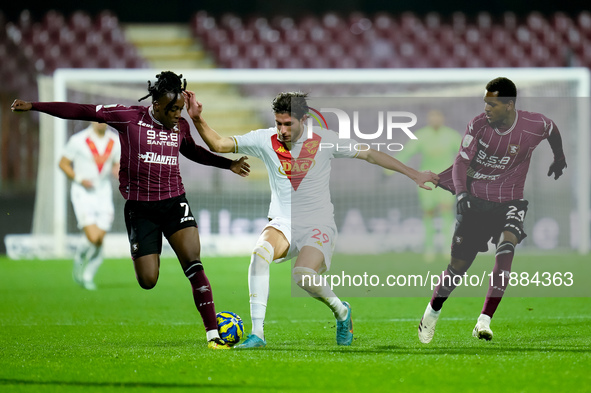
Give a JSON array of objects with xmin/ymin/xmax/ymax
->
[{"xmin": 451, "ymin": 198, "xmax": 528, "ymax": 261}]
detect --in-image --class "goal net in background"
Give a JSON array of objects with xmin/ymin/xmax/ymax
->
[{"xmin": 5, "ymin": 68, "xmax": 589, "ymax": 259}]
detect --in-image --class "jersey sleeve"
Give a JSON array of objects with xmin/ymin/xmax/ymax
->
[
  {"xmin": 452, "ymin": 117, "xmax": 480, "ymax": 194},
  {"xmin": 232, "ymin": 129, "xmax": 267, "ymax": 158},
  {"xmin": 94, "ymin": 104, "xmax": 136, "ymax": 124},
  {"xmin": 544, "ymin": 117, "xmax": 565, "ymax": 160},
  {"xmin": 321, "ymin": 129, "xmax": 359, "ymax": 159},
  {"xmin": 32, "ymin": 102, "xmax": 101, "ymax": 121}
]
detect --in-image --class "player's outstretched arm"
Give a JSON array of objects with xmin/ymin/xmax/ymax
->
[
  {"xmin": 183, "ymin": 90, "xmax": 235, "ymax": 154},
  {"xmin": 357, "ymin": 149, "xmax": 438, "ymax": 190},
  {"xmin": 12, "ymin": 99, "xmax": 99, "ymax": 121}
]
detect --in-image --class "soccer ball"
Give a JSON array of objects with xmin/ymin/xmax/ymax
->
[{"xmin": 216, "ymin": 311, "xmax": 244, "ymax": 346}]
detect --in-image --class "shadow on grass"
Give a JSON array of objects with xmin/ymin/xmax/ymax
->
[
  {"xmin": 0, "ymin": 378, "xmax": 266, "ymax": 389},
  {"xmin": 257, "ymin": 343, "xmax": 591, "ymax": 355}
]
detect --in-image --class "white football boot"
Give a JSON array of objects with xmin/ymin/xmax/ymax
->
[
  {"xmin": 418, "ymin": 303, "xmax": 440, "ymax": 344},
  {"xmin": 472, "ymin": 314, "xmax": 493, "ymax": 341}
]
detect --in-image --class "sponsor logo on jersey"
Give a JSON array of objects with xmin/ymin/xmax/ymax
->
[
  {"xmin": 272, "ymin": 133, "xmax": 321, "ymax": 191},
  {"xmin": 139, "ymin": 152, "xmax": 178, "ymax": 165},
  {"xmin": 278, "ymin": 158, "xmax": 316, "ymax": 177},
  {"xmin": 138, "ymin": 120, "xmax": 154, "ymax": 128},
  {"xmin": 462, "ymin": 135, "xmax": 474, "ymax": 148},
  {"xmin": 508, "ymin": 144, "xmax": 520, "ymax": 155},
  {"xmin": 303, "ymin": 140, "xmax": 319, "ymax": 155},
  {"xmin": 180, "ymin": 216, "xmax": 195, "ymax": 223},
  {"xmin": 469, "ymin": 171, "xmax": 501, "ymax": 181}
]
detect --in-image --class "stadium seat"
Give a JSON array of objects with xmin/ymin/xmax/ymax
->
[
  {"xmin": 69, "ymin": 10, "xmax": 93, "ymax": 32},
  {"xmin": 194, "ymin": 11, "xmax": 591, "ymax": 70}
]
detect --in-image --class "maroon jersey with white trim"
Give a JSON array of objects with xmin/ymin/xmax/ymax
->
[
  {"xmin": 439, "ymin": 110, "xmax": 557, "ymax": 202},
  {"xmin": 32, "ymin": 102, "xmax": 231, "ymax": 201},
  {"xmin": 97, "ymin": 104, "xmax": 189, "ymax": 201}
]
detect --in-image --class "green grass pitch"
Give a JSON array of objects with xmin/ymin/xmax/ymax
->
[{"xmin": 1, "ymin": 253, "xmax": 590, "ymax": 393}]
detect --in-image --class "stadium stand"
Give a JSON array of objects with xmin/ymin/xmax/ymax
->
[
  {"xmin": 190, "ymin": 10, "xmax": 591, "ymax": 69},
  {"xmin": 1, "ymin": 9, "xmax": 147, "ymax": 83},
  {"xmin": 0, "ymin": 9, "xmax": 149, "ymax": 193},
  {"xmin": 1, "ymin": 8, "xmax": 590, "ymax": 190}
]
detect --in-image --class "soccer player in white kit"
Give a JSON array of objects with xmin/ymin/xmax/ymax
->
[
  {"xmin": 184, "ymin": 90, "xmax": 439, "ymax": 348},
  {"xmin": 59, "ymin": 121, "xmax": 121, "ymax": 290}
]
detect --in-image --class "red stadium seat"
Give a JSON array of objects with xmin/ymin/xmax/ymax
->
[
  {"xmin": 69, "ymin": 10, "xmax": 92, "ymax": 32},
  {"xmin": 476, "ymin": 12, "xmax": 493, "ymax": 31},
  {"xmin": 42, "ymin": 10, "xmax": 66, "ymax": 32},
  {"xmin": 95, "ymin": 10, "xmax": 119, "ymax": 32}
]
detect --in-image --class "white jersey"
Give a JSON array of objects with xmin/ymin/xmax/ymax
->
[
  {"xmin": 62, "ymin": 126, "xmax": 121, "ymax": 194},
  {"xmin": 232, "ymin": 126, "xmax": 358, "ymax": 227},
  {"xmin": 62, "ymin": 126, "xmax": 121, "ymax": 229}
]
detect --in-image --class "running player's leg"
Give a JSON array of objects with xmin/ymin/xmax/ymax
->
[
  {"xmin": 247, "ymin": 226, "xmax": 289, "ymax": 343},
  {"xmin": 71, "ymin": 190, "xmax": 93, "ymax": 286},
  {"xmin": 80, "ymin": 224, "xmax": 107, "ymax": 290},
  {"xmin": 471, "ymin": 230, "xmax": 516, "ymax": 340},
  {"xmin": 481, "ymin": 231, "xmax": 517, "ymax": 318},
  {"xmin": 73, "ymin": 234, "xmax": 92, "ymax": 285},
  {"xmin": 292, "ymin": 246, "xmax": 352, "ymax": 345},
  {"xmin": 475, "ymin": 201, "xmax": 527, "ymax": 340},
  {"xmin": 124, "ymin": 200, "xmax": 163, "ymax": 289},
  {"xmin": 168, "ymin": 224, "xmax": 223, "ymax": 346},
  {"xmin": 419, "ymin": 209, "xmax": 484, "ymax": 343},
  {"xmin": 133, "ymin": 254, "xmax": 161, "ymax": 289}
]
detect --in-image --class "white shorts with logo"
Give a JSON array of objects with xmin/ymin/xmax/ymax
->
[
  {"xmin": 71, "ymin": 185, "xmax": 115, "ymax": 231},
  {"xmin": 264, "ymin": 216, "xmax": 337, "ymax": 274}
]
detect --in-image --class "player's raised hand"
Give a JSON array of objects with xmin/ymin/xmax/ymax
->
[
  {"xmin": 547, "ymin": 156, "xmax": 567, "ymax": 180},
  {"xmin": 182, "ymin": 90, "xmax": 203, "ymax": 121},
  {"xmin": 416, "ymin": 170, "xmax": 439, "ymax": 190},
  {"xmin": 11, "ymin": 99, "xmax": 32, "ymax": 112},
  {"xmin": 230, "ymin": 156, "xmax": 250, "ymax": 177}
]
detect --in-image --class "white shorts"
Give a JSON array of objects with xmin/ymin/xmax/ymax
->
[
  {"xmin": 264, "ymin": 217, "xmax": 337, "ymax": 273},
  {"xmin": 70, "ymin": 185, "xmax": 114, "ymax": 231}
]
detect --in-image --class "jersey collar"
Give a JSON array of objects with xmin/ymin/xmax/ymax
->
[{"xmin": 494, "ymin": 110, "xmax": 518, "ymax": 136}]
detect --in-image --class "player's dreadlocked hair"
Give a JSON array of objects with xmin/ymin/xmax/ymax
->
[
  {"xmin": 272, "ymin": 92, "xmax": 309, "ymax": 120},
  {"xmin": 138, "ymin": 71, "xmax": 187, "ymax": 113},
  {"xmin": 486, "ymin": 77, "xmax": 517, "ymax": 104}
]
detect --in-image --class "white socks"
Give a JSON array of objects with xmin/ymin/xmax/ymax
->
[
  {"xmin": 74, "ymin": 237, "xmax": 92, "ymax": 269},
  {"xmin": 248, "ymin": 240, "xmax": 273, "ymax": 340},
  {"xmin": 83, "ymin": 244, "xmax": 103, "ymax": 283},
  {"xmin": 478, "ymin": 314, "xmax": 492, "ymax": 325},
  {"xmin": 206, "ymin": 329, "xmax": 221, "ymax": 341},
  {"xmin": 292, "ymin": 266, "xmax": 348, "ymax": 321}
]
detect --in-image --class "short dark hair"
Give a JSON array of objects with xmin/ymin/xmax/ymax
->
[
  {"xmin": 272, "ymin": 92, "xmax": 309, "ymax": 120},
  {"xmin": 486, "ymin": 77, "xmax": 517, "ymax": 104},
  {"xmin": 139, "ymin": 71, "xmax": 187, "ymax": 113}
]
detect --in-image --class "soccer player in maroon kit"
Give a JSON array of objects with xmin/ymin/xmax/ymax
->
[
  {"xmin": 418, "ymin": 77, "xmax": 567, "ymax": 343},
  {"xmin": 11, "ymin": 71, "xmax": 250, "ymax": 349}
]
